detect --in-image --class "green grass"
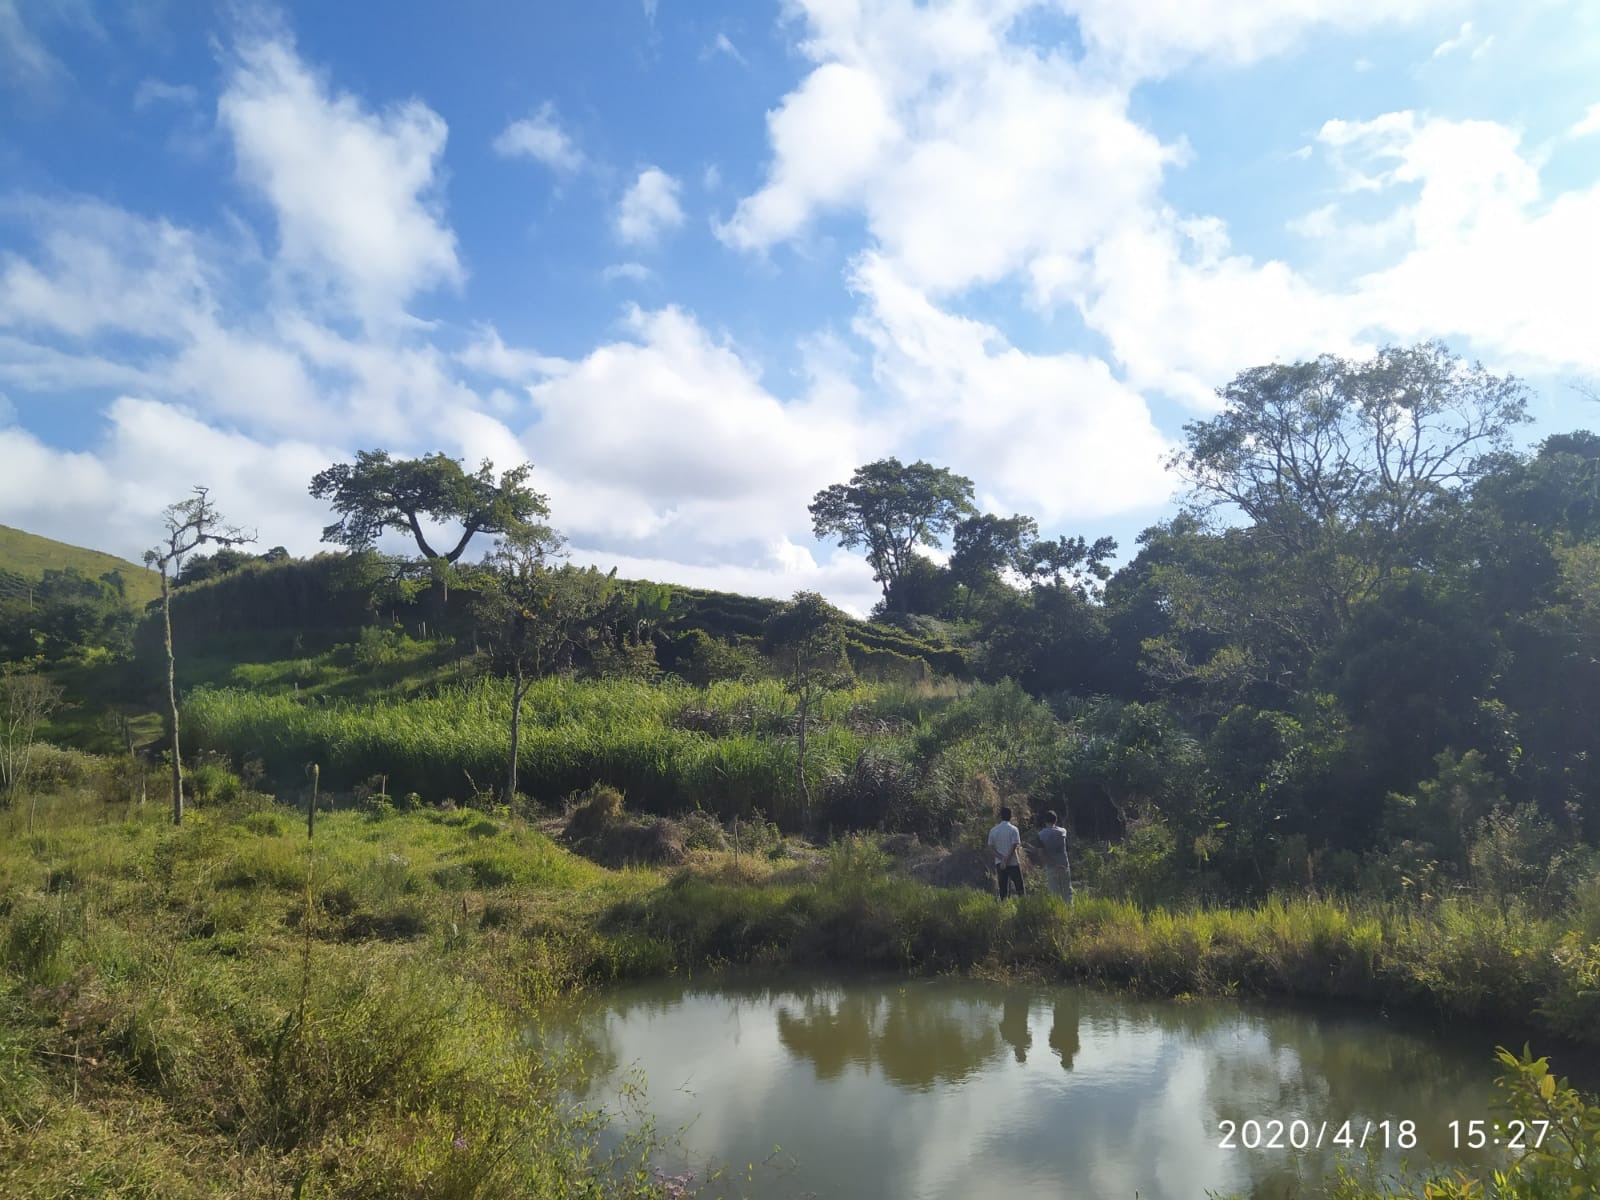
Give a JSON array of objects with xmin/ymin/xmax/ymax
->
[
  {"xmin": 6, "ymin": 772, "xmax": 1598, "ymax": 1198},
  {"xmin": 182, "ymin": 675, "xmax": 935, "ymax": 825},
  {"xmin": 0, "ymin": 522, "xmax": 162, "ymax": 607}
]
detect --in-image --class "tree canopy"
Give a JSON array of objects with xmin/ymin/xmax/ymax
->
[
  {"xmin": 809, "ymin": 458, "xmax": 976, "ymax": 612},
  {"xmin": 309, "ymin": 451, "xmax": 550, "ymax": 565}
]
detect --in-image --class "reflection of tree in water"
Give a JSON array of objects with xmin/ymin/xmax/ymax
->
[
  {"xmin": 775, "ymin": 988, "xmax": 1004, "ymax": 1090},
  {"xmin": 1049, "ymin": 996, "xmax": 1080, "ymax": 1072},
  {"xmin": 999, "ymin": 995, "xmax": 1031, "ymax": 1064}
]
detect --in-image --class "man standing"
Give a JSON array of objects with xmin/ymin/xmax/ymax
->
[
  {"xmin": 1037, "ymin": 810, "xmax": 1074, "ymax": 904},
  {"xmin": 987, "ymin": 806, "xmax": 1024, "ymax": 899}
]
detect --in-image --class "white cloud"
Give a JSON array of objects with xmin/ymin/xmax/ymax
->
[
  {"xmin": 852, "ymin": 254, "xmax": 1175, "ymax": 521},
  {"xmin": 520, "ymin": 304, "xmax": 865, "ymax": 557},
  {"xmin": 458, "ymin": 325, "xmax": 571, "ymax": 381},
  {"xmin": 1081, "ymin": 213, "xmax": 1366, "ymax": 407},
  {"xmin": 1063, "ymin": 0, "xmax": 1461, "ymax": 77},
  {"xmin": 1431, "ymin": 20, "xmax": 1475, "ymax": 57},
  {"xmin": 1310, "ymin": 111, "xmax": 1600, "ymax": 376},
  {"xmin": 615, "ymin": 167, "xmax": 686, "ymax": 246},
  {"xmin": 1572, "ymin": 103, "xmax": 1600, "ymax": 138},
  {"xmin": 493, "ymin": 103, "xmax": 584, "ymax": 172},
  {"xmin": 218, "ymin": 36, "xmax": 461, "ymax": 323},
  {"xmin": 0, "ymin": 398, "xmax": 335, "ymax": 562},
  {"xmin": 716, "ymin": 61, "xmax": 900, "ymax": 252},
  {"xmin": 0, "ymin": 199, "xmax": 217, "ymax": 340}
]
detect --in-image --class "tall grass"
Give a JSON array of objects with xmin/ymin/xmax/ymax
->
[{"xmin": 184, "ymin": 677, "xmax": 907, "ymax": 825}]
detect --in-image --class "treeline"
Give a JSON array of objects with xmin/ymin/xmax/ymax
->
[{"xmin": 792, "ymin": 343, "xmax": 1600, "ymax": 899}]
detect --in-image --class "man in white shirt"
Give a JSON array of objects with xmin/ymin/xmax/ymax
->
[{"xmin": 987, "ymin": 806, "xmax": 1024, "ymax": 899}]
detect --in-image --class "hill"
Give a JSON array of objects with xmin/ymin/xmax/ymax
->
[{"xmin": 0, "ymin": 523, "xmax": 162, "ymax": 607}]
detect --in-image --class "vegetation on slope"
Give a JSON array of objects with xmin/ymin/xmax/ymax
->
[{"xmin": 0, "ymin": 523, "xmax": 162, "ymax": 608}]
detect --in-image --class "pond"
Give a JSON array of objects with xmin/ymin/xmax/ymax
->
[{"xmin": 545, "ymin": 977, "xmax": 1512, "ymax": 1199}]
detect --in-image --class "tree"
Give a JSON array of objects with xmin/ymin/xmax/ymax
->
[
  {"xmin": 475, "ymin": 528, "xmax": 614, "ymax": 805},
  {"xmin": 144, "ymin": 487, "xmax": 252, "ymax": 825},
  {"xmin": 1023, "ymin": 534, "xmax": 1118, "ymax": 599},
  {"xmin": 310, "ymin": 450, "xmax": 549, "ymax": 566},
  {"xmin": 176, "ymin": 546, "xmax": 256, "ymax": 587},
  {"xmin": 1170, "ymin": 342, "xmax": 1530, "ymax": 631},
  {"xmin": 763, "ymin": 591, "xmax": 850, "ymax": 823},
  {"xmin": 1, "ymin": 670, "xmax": 64, "ymax": 808},
  {"xmin": 809, "ymin": 458, "xmax": 976, "ymax": 612}
]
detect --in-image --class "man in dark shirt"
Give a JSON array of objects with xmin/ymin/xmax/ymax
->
[{"xmin": 1037, "ymin": 811, "xmax": 1073, "ymax": 904}]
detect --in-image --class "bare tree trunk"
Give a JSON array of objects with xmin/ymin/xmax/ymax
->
[
  {"xmin": 161, "ymin": 567, "xmax": 184, "ymax": 825},
  {"xmin": 506, "ymin": 665, "xmax": 524, "ymax": 804}
]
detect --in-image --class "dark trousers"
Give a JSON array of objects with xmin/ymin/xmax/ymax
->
[{"xmin": 996, "ymin": 863, "xmax": 1024, "ymax": 899}]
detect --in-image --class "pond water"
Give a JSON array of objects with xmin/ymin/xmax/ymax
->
[{"xmin": 544, "ymin": 977, "xmax": 1513, "ymax": 1200}]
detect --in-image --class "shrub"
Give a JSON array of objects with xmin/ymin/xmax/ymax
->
[
  {"xmin": 678, "ymin": 810, "xmax": 727, "ymax": 851},
  {"xmin": 187, "ymin": 751, "xmax": 241, "ymax": 804},
  {"xmin": 21, "ymin": 743, "xmax": 99, "ymax": 792},
  {"xmin": 565, "ymin": 784, "xmax": 626, "ymax": 842}
]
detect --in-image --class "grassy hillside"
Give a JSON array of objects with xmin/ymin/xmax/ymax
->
[{"xmin": 0, "ymin": 523, "xmax": 162, "ymax": 607}]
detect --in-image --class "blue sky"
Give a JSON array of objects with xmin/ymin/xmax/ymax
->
[{"xmin": 1, "ymin": 0, "xmax": 1597, "ymax": 614}]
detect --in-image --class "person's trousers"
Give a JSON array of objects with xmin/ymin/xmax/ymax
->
[
  {"xmin": 1045, "ymin": 863, "xmax": 1074, "ymax": 903},
  {"xmin": 996, "ymin": 864, "xmax": 1024, "ymax": 899}
]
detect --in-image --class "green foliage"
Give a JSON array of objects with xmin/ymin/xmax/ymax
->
[
  {"xmin": 1386, "ymin": 750, "xmax": 1506, "ymax": 871},
  {"xmin": 810, "ymin": 457, "xmax": 976, "ymax": 612},
  {"xmin": 0, "ymin": 522, "xmax": 162, "ymax": 607},
  {"xmin": 0, "ymin": 566, "xmax": 140, "ymax": 664},
  {"xmin": 310, "ymin": 449, "xmax": 551, "ymax": 566}
]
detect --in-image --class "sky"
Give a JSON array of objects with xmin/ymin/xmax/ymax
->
[{"xmin": 1, "ymin": 0, "xmax": 1597, "ymax": 615}]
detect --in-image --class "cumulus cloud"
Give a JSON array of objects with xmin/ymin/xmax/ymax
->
[
  {"xmin": 716, "ymin": 61, "xmax": 900, "ymax": 252},
  {"xmin": 523, "ymin": 304, "xmax": 863, "ymax": 548},
  {"xmin": 852, "ymin": 254, "xmax": 1175, "ymax": 521},
  {"xmin": 458, "ymin": 326, "xmax": 570, "ymax": 381},
  {"xmin": 1306, "ymin": 111, "xmax": 1600, "ymax": 376},
  {"xmin": 0, "ymin": 398, "xmax": 336, "ymax": 561},
  {"xmin": 493, "ymin": 102, "xmax": 584, "ymax": 172},
  {"xmin": 1572, "ymin": 103, "xmax": 1600, "ymax": 138},
  {"xmin": 615, "ymin": 167, "xmax": 685, "ymax": 245},
  {"xmin": 218, "ymin": 36, "xmax": 461, "ymax": 323}
]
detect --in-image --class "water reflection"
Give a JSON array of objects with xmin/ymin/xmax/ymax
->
[
  {"xmin": 553, "ymin": 979, "xmax": 1506, "ymax": 1200},
  {"xmin": 998, "ymin": 994, "xmax": 1032, "ymax": 1064},
  {"xmin": 1049, "ymin": 995, "xmax": 1080, "ymax": 1072}
]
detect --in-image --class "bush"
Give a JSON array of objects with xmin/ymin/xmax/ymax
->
[
  {"xmin": 565, "ymin": 784, "xmax": 626, "ymax": 842},
  {"xmin": 1470, "ymin": 804, "xmax": 1591, "ymax": 912},
  {"xmin": 240, "ymin": 810, "xmax": 288, "ymax": 837},
  {"xmin": 678, "ymin": 810, "xmax": 727, "ymax": 851},
  {"xmin": 186, "ymin": 752, "xmax": 241, "ymax": 804},
  {"xmin": 21, "ymin": 743, "xmax": 99, "ymax": 792}
]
